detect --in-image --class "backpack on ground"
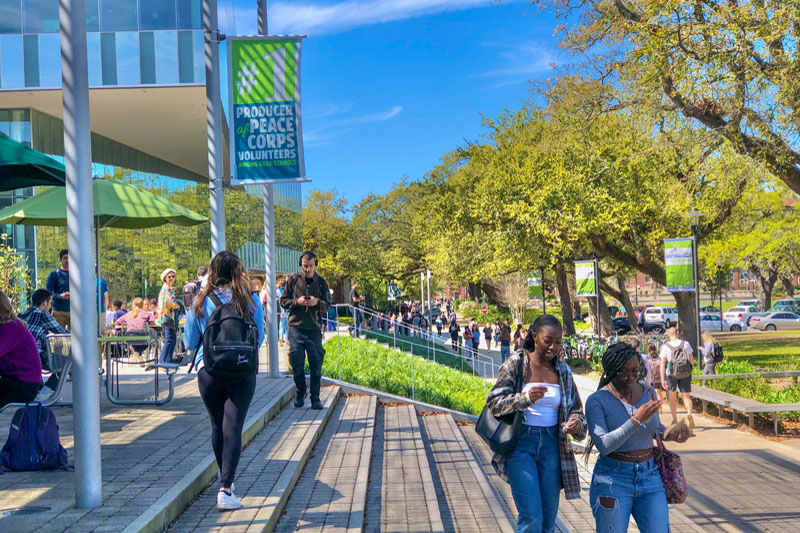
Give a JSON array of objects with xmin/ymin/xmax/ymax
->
[
  {"xmin": 200, "ymin": 293, "xmax": 259, "ymax": 377},
  {"xmin": 669, "ymin": 342, "xmax": 693, "ymax": 379},
  {"xmin": 182, "ymin": 279, "xmax": 202, "ymax": 308},
  {"xmin": 712, "ymin": 343, "xmax": 724, "ymax": 364},
  {"xmin": 1, "ymin": 404, "xmax": 68, "ymax": 471}
]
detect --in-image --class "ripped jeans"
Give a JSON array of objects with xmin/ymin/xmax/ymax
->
[
  {"xmin": 590, "ymin": 455, "xmax": 670, "ymax": 533},
  {"xmin": 505, "ymin": 425, "xmax": 562, "ymax": 533}
]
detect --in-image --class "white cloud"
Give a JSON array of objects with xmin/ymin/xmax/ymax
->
[
  {"xmin": 303, "ymin": 104, "xmax": 403, "ymax": 146},
  {"xmin": 236, "ymin": 0, "xmax": 509, "ymax": 36}
]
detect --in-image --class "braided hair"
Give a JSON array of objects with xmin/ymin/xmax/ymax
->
[{"xmin": 585, "ymin": 342, "xmax": 645, "ymax": 463}]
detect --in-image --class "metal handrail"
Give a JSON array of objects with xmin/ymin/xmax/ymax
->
[{"xmin": 330, "ymin": 303, "xmax": 501, "ymax": 401}]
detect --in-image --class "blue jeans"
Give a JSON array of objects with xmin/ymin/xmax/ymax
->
[
  {"xmin": 501, "ymin": 343, "xmax": 510, "ymax": 360},
  {"xmin": 506, "ymin": 425, "xmax": 562, "ymax": 533},
  {"xmin": 590, "ymin": 455, "xmax": 670, "ymax": 533},
  {"xmin": 279, "ymin": 315, "xmax": 289, "ymax": 341},
  {"xmin": 159, "ymin": 327, "xmax": 177, "ymax": 363},
  {"xmin": 353, "ymin": 309, "xmax": 363, "ymax": 336}
]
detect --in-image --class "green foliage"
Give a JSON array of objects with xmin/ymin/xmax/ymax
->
[
  {"xmin": 0, "ymin": 234, "xmax": 31, "ymax": 311},
  {"xmin": 362, "ymin": 328, "xmax": 473, "ymax": 373},
  {"xmin": 456, "ymin": 300, "xmax": 560, "ymax": 326},
  {"xmin": 320, "ymin": 336, "xmax": 488, "ymax": 415}
]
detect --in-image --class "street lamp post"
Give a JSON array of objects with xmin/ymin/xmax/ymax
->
[
  {"xmin": 716, "ymin": 264, "xmax": 723, "ymax": 332},
  {"xmin": 684, "ymin": 208, "xmax": 705, "ymax": 371},
  {"xmin": 636, "ymin": 284, "xmax": 640, "ymax": 306}
]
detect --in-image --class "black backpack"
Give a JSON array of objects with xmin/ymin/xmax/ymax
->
[
  {"xmin": 182, "ymin": 279, "xmax": 202, "ymax": 308},
  {"xmin": 196, "ymin": 293, "xmax": 259, "ymax": 377},
  {"xmin": 712, "ymin": 343, "xmax": 724, "ymax": 364}
]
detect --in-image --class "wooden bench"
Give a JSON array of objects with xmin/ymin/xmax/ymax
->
[
  {"xmin": 691, "ymin": 385, "xmax": 800, "ymax": 434},
  {"xmin": 693, "ymin": 371, "xmax": 800, "ymax": 385}
]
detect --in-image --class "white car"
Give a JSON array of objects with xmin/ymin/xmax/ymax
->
[
  {"xmin": 724, "ymin": 306, "xmax": 760, "ymax": 327},
  {"xmin": 699, "ymin": 313, "xmax": 743, "ymax": 332},
  {"xmin": 643, "ymin": 306, "xmax": 679, "ymax": 327},
  {"xmin": 751, "ymin": 312, "xmax": 800, "ymax": 331},
  {"xmin": 736, "ymin": 299, "xmax": 761, "ymax": 309}
]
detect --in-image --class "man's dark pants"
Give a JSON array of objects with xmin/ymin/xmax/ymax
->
[{"xmin": 288, "ymin": 326, "xmax": 325, "ymax": 401}]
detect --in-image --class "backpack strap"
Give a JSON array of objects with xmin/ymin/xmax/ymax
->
[
  {"xmin": 10, "ymin": 407, "xmax": 25, "ymax": 430},
  {"xmin": 208, "ymin": 292, "xmax": 224, "ymax": 308},
  {"xmin": 188, "ymin": 293, "xmax": 222, "ymax": 374}
]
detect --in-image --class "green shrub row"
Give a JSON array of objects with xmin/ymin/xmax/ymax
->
[
  {"xmin": 696, "ymin": 360, "xmax": 800, "ymax": 414},
  {"xmin": 362, "ymin": 328, "xmax": 474, "ymax": 373},
  {"xmin": 320, "ymin": 336, "xmax": 488, "ymax": 415}
]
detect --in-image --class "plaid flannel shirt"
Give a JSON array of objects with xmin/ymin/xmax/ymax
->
[
  {"xmin": 18, "ymin": 307, "xmax": 68, "ymax": 355},
  {"xmin": 486, "ymin": 349, "xmax": 587, "ymax": 500}
]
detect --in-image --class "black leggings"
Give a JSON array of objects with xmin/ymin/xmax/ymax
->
[{"xmin": 197, "ymin": 368, "xmax": 257, "ymax": 487}]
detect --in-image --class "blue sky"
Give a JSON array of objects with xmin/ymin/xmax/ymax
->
[{"xmin": 228, "ymin": 0, "xmax": 563, "ymax": 202}]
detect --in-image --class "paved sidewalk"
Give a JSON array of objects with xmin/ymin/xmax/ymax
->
[
  {"xmin": 573, "ymin": 373, "xmax": 800, "ymax": 532},
  {"xmin": 0, "ymin": 373, "xmax": 291, "ymax": 533}
]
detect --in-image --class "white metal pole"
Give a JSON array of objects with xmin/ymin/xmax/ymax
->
[
  {"xmin": 420, "ymin": 272, "xmax": 425, "ymax": 315},
  {"xmin": 426, "ymin": 268, "xmax": 432, "ymax": 325},
  {"xmin": 59, "ymin": 0, "xmax": 101, "ymax": 508},
  {"xmin": 692, "ymin": 228, "xmax": 702, "ymax": 370},
  {"xmin": 204, "ymin": 0, "xmax": 225, "ymax": 255},
  {"xmin": 258, "ymin": 0, "xmax": 281, "ymax": 378}
]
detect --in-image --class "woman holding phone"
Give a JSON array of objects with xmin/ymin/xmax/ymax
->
[{"xmin": 485, "ymin": 315, "xmax": 586, "ymax": 532}]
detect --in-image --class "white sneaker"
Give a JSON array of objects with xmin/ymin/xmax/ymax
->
[
  {"xmin": 35, "ymin": 386, "xmax": 55, "ymax": 402},
  {"xmin": 217, "ymin": 489, "xmax": 242, "ymax": 511}
]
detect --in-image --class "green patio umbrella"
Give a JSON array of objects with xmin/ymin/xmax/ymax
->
[
  {"xmin": 0, "ymin": 133, "xmax": 66, "ymax": 191},
  {"xmin": 0, "ymin": 178, "xmax": 208, "ymax": 334},
  {"xmin": 0, "ymin": 177, "xmax": 207, "ymax": 228}
]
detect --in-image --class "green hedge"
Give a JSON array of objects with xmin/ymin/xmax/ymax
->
[
  {"xmin": 320, "ymin": 336, "xmax": 488, "ymax": 415},
  {"xmin": 362, "ymin": 328, "xmax": 473, "ymax": 373},
  {"xmin": 456, "ymin": 301, "xmax": 563, "ymax": 325},
  {"xmin": 695, "ymin": 360, "xmax": 800, "ymax": 415}
]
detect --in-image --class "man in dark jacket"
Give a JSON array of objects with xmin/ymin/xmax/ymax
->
[{"xmin": 279, "ymin": 251, "xmax": 332, "ymax": 410}]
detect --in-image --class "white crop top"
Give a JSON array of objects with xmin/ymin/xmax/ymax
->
[{"xmin": 521, "ymin": 383, "xmax": 561, "ymax": 427}]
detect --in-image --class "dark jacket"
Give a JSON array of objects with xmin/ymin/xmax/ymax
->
[{"xmin": 279, "ymin": 272, "xmax": 332, "ymax": 330}]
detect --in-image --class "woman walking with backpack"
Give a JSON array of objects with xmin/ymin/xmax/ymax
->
[
  {"xmin": 700, "ymin": 331, "xmax": 718, "ymax": 375},
  {"xmin": 184, "ymin": 252, "xmax": 265, "ymax": 511}
]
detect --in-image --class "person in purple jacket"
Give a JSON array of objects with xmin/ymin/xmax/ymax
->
[{"xmin": 0, "ymin": 290, "xmax": 43, "ymax": 407}]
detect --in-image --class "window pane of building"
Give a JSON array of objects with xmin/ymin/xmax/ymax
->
[
  {"xmin": 0, "ymin": 0, "xmax": 22, "ymax": 34},
  {"xmin": 1, "ymin": 35, "xmax": 24, "ymax": 88},
  {"xmin": 154, "ymin": 31, "xmax": 178, "ymax": 84},
  {"xmin": 23, "ymin": 0, "xmax": 59, "ymax": 33},
  {"xmin": 177, "ymin": 30, "xmax": 193, "ymax": 83},
  {"xmin": 23, "ymin": 34, "xmax": 39, "ymax": 87},
  {"xmin": 87, "ymin": 32, "xmax": 102, "ymax": 86},
  {"xmin": 139, "ymin": 0, "xmax": 176, "ymax": 31},
  {"xmin": 177, "ymin": 0, "xmax": 201, "ymax": 29},
  {"xmin": 116, "ymin": 31, "xmax": 140, "ymax": 85},
  {"xmin": 38, "ymin": 33, "xmax": 61, "ymax": 87},
  {"xmin": 192, "ymin": 29, "xmax": 204, "ymax": 83},
  {"xmin": 100, "ymin": 32, "xmax": 117, "ymax": 85},
  {"xmin": 139, "ymin": 31, "xmax": 155, "ymax": 84},
  {"xmin": 100, "ymin": 0, "xmax": 137, "ymax": 31},
  {"xmin": 86, "ymin": 0, "xmax": 99, "ymax": 32}
]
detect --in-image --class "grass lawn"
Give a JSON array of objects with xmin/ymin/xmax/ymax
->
[{"xmin": 715, "ymin": 331, "xmax": 800, "ymax": 370}]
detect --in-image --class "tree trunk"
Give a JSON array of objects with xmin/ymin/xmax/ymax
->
[
  {"xmin": 566, "ymin": 264, "xmax": 581, "ymax": 317},
  {"xmin": 601, "ymin": 276, "xmax": 637, "ymax": 332},
  {"xmin": 556, "ymin": 262, "xmax": 576, "ymax": 336},
  {"xmin": 478, "ymin": 281, "xmax": 510, "ymax": 313},
  {"xmin": 673, "ymin": 292, "xmax": 699, "ymax": 358},
  {"xmin": 751, "ymin": 265, "xmax": 778, "ymax": 310},
  {"xmin": 780, "ymin": 275, "xmax": 795, "ymax": 297},
  {"xmin": 587, "ymin": 291, "xmax": 614, "ymax": 337}
]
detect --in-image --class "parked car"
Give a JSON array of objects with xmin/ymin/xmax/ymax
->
[
  {"xmin": 724, "ymin": 305, "xmax": 760, "ymax": 326},
  {"xmin": 633, "ymin": 305, "xmax": 647, "ymax": 319},
  {"xmin": 737, "ymin": 299, "xmax": 761, "ymax": 310},
  {"xmin": 699, "ymin": 313, "xmax": 743, "ymax": 332},
  {"xmin": 751, "ymin": 312, "xmax": 800, "ymax": 331},
  {"xmin": 770, "ymin": 304, "xmax": 800, "ymax": 314},
  {"xmin": 643, "ymin": 306, "xmax": 679, "ymax": 327},
  {"xmin": 611, "ymin": 316, "xmax": 633, "ymax": 334},
  {"xmin": 772, "ymin": 298, "xmax": 800, "ymax": 309},
  {"xmin": 699, "ymin": 305, "xmax": 720, "ymax": 313}
]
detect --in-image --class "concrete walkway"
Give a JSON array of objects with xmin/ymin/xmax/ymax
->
[{"xmin": 573, "ymin": 374, "xmax": 800, "ymax": 532}]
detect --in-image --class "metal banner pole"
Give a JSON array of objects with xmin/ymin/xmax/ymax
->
[
  {"xmin": 594, "ymin": 256, "xmax": 600, "ymax": 339},
  {"xmin": 692, "ymin": 230, "xmax": 702, "ymax": 370},
  {"xmin": 541, "ymin": 266, "xmax": 546, "ymax": 315},
  {"xmin": 420, "ymin": 272, "xmax": 425, "ymax": 315},
  {"xmin": 204, "ymin": 0, "xmax": 225, "ymax": 255},
  {"xmin": 59, "ymin": 0, "xmax": 101, "ymax": 508},
  {"xmin": 258, "ymin": 0, "xmax": 281, "ymax": 378}
]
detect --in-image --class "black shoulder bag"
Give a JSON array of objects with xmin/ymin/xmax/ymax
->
[{"xmin": 475, "ymin": 355, "xmax": 525, "ymax": 456}]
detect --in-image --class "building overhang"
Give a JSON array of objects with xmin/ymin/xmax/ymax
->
[{"xmin": 0, "ymin": 85, "xmax": 228, "ymax": 181}]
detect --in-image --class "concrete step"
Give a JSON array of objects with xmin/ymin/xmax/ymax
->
[
  {"xmin": 461, "ymin": 422, "xmax": 573, "ymax": 533},
  {"xmin": 364, "ymin": 403, "xmax": 445, "ymax": 533},
  {"xmin": 167, "ymin": 385, "xmax": 341, "ymax": 533},
  {"xmin": 419, "ymin": 413, "xmax": 515, "ymax": 533},
  {"xmin": 275, "ymin": 394, "xmax": 377, "ymax": 533}
]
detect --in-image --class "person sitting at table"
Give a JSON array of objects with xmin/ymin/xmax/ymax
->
[
  {"xmin": 0, "ymin": 290, "xmax": 43, "ymax": 407},
  {"xmin": 115, "ymin": 297, "xmax": 155, "ymax": 365},
  {"xmin": 19, "ymin": 288, "xmax": 69, "ymax": 399}
]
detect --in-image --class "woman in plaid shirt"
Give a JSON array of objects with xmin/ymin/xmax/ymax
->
[{"xmin": 486, "ymin": 315, "xmax": 586, "ymax": 533}]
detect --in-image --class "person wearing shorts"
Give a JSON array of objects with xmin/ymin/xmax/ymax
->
[{"xmin": 659, "ymin": 327, "xmax": 695, "ymax": 428}]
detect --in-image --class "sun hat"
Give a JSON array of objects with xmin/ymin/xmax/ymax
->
[{"xmin": 160, "ymin": 268, "xmax": 177, "ymax": 282}]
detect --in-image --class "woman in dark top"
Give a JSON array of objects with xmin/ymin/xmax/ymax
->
[{"xmin": 0, "ymin": 290, "xmax": 42, "ymax": 407}]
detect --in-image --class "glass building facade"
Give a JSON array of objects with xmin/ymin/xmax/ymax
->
[{"xmin": 0, "ymin": 0, "xmax": 304, "ymax": 300}]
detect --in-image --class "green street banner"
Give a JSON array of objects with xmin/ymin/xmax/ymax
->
[
  {"xmin": 665, "ymin": 238, "xmax": 694, "ymax": 292},
  {"xmin": 527, "ymin": 273, "xmax": 543, "ymax": 298},
  {"xmin": 228, "ymin": 36, "xmax": 306, "ymax": 184},
  {"xmin": 575, "ymin": 260, "xmax": 597, "ymax": 297}
]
